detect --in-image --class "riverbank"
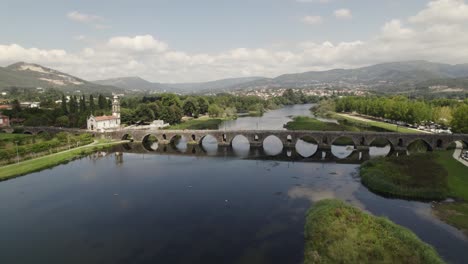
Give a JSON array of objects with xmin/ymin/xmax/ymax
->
[
  {"xmin": 0, "ymin": 140, "xmax": 124, "ymax": 181},
  {"xmin": 167, "ymin": 116, "xmax": 233, "ymax": 130},
  {"xmin": 360, "ymin": 154, "xmax": 449, "ymax": 200},
  {"xmin": 304, "ymin": 199, "xmax": 444, "ymax": 264},
  {"xmin": 0, "ymin": 132, "xmax": 94, "ymax": 165},
  {"xmin": 333, "ymin": 113, "xmax": 423, "ymax": 134},
  {"xmin": 361, "ymin": 150, "xmax": 468, "ymax": 236},
  {"xmin": 284, "ymin": 116, "xmax": 358, "ymax": 131}
]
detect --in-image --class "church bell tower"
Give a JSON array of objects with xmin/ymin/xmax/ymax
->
[{"xmin": 112, "ymin": 94, "xmax": 121, "ymax": 118}]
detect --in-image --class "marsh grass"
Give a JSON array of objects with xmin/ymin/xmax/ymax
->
[
  {"xmin": 304, "ymin": 199, "xmax": 445, "ymax": 264},
  {"xmin": 0, "ymin": 142, "xmax": 119, "ymax": 181},
  {"xmin": 167, "ymin": 118, "xmax": 223, "ymax": 130},
  {"xmin": 360, "ymin": 154, "xmax": 449, "ymax": 200}
]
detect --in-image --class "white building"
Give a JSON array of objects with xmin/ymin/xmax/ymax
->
[{"xmin": 87, "ymin": 95, "xmax": 121, "ymax": 131}]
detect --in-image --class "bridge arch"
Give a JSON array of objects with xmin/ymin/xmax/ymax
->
[
  {"xmin": 122, "ymin": 133, "xmax": 133, "ymax": 141},
  {"xmin": 200, "ymin": 134, "xmax": 219, "ymax": 155},
  {"xmin": 263, "ymin": 135, "xmax": 283, "ymax": 156},
  {"xmin": 142, "ymin": 134, "xmax": 159, "ymax": 151},
  {"xmin": 169, "ymin": 134, "xmax": 188, "ymax": 152},
  {"xmin": 330, "ymin": 136, "xmax": 357, "ymax": 147},
  {"xmin": 231, "ymin": 135, "xmax": 250, "ymax": 157},
  {"xmin": 368, "ymin": 137, "xmax": 394, "ymax": 157},
  {"xmin": 295, "ymin": 135, "xmax": 319, "ymax": 158},
  {"xmin": 406, "ymin": 138, "xmax": 433, "ymax": 153}
]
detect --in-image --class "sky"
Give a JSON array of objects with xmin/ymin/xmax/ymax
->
[{"xmin": 1, "ymin": 0, "xmax": 468, "ymax": 83}]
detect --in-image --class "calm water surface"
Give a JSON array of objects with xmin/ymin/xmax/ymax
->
[{"xmin": 0, "ymin": 105, "xmax": 466, "ymax": 264}]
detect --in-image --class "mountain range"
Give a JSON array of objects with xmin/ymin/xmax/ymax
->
[
  {"xmin": 1, "ymin": 60, "xmax": 468, "ymax": 94},
  {"xmin": 0, "ymin": 62, "xmax": 124, "ymax": 94}
]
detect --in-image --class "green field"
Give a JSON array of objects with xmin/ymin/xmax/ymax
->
[
  {"xmin": 0, "ymin": 141, "xmax": 121, "ymax": 181},
  {"xmin": 435, "ymin": 151, "xmax": 468, "ymax": 200},
  {"xmin": 360, "ymin": 154, "xmax": 449, "ymax": 200},
  {"xmin": 304, "ymin": 199, "xmax": 444, "ymax": 264},
  {"xmin": 360, "ymin": 150, "xmax": 468, "ymax": 235},
  {"xmin": 334, "ymin": 113, "xmax": 421, "ymax": 134},
  {"xmin": 0, "ymin": 133, "xmax": 31, "ymax": 140},
  {"xmin": 434, "ymin": 202, "xmax": 468, "ymax": 236},
  {"xmin": 285, "ymin": 116, "xmax": 358, "ymax": 131},
  {"xmin": 167, "ymin": 118, "xmax": 224, "ymax": 130}
]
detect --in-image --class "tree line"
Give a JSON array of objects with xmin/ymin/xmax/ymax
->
[
  {"xmin": 1, "ymin": 89, "xmax": 318, "ymax": 128},
  {"xmin": 335, "ymin": 96, "xmax": 468, "ymax": 133}
]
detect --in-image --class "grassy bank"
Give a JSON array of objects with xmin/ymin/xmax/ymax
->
[
  {"xmin": 285, "ymin": 116, "xmax": 358, "ymax": 131},
  {"xmin": 0, "ymin": 132, "xmax": 94, "ymax": 165},
  {"xmin": 432, "ymin": 150, "xmax": 468, "ymax": 235},
  {"xmin": 304, "ymin": 199, "xmax": 444, "ymax": 264},
  {"xmin": 0, "ymin": 141, "xmax": 122, "ymax": 182},
  {"xmin": 360, "ymin": 154, "xmax": 449, "ymax": 200},
  {"xmin": 434, "ymin": 151, "xmax": 468, "ymax": 200},
  {"xmin": 167, "ymin": 118, "xmax": 225, "ymax": 130},
  {"xmin": 333, "ymin": 113, "xmax": 420, "ymax": 134},
  {"xmin": 360, "ymin": 150, "xmax": 468, "ymax": 235},
  {"xmin": 434, "ymin": 202, "xmax": 468, "ymax": 236}
]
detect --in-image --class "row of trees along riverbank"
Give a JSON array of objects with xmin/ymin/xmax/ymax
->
[
  {"xmin": 333, "ymin": 96, "xmax": 468, "ymax": 133},
  {"xmin": 0, "ymin": 89, "xmax": 319, "ymax": 129}
]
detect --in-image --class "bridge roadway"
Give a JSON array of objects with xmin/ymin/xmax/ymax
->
[
  {"xmin": 108, "ymin": 129, "xmax": 468, "ymax": 151},
  {"xmin": 18, "ymin": 126, "xmax": 468, "ymax": 151}
]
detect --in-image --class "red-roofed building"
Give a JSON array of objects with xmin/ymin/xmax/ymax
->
[
  {"xmin": 0, "ymin": 105, "xmax": 12, "ymax": 110},
  {"xmin": 0, "ymin": 113, "xmax": 10, "ymax": 128},
  {"xmin": 87, "ymin": 95, "xmax": 121, "ymax": 131}
]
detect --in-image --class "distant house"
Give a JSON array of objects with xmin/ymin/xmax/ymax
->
[
  {"xmin": 0, "ymin": 113, "xmax": 10, "ymax": 128},
  {"xmin": 87, "ymin": 95, "xmax": 121, "ymax": 131},
  {"xmin": 20, "ymin": 102, "xmax": 40, "ymax": 108},
  {"xmin": 0, "ymin": 104, "xmax": 12, "ymax": 110}
]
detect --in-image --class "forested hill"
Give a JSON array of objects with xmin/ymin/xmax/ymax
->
[
  {"xmin": 0, "ymin": 62, "xmax": 124, "ymax": 94},
  {"xmin": 95, "ymin": 61, "xmax": 468, "ymax": 93}
]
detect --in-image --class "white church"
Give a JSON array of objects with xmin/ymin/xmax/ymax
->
[{"xmin": 87, "ymin": 95, "xmax": 121, "ymax": 131}]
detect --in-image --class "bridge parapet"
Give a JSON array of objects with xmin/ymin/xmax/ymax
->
[{"xmin": 104, "ymin": 129, "xmax": 468, "ymax": 152}]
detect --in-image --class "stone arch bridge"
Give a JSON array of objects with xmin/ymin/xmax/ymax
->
[
  {"xmin": 13, "ymin": 127, "xmax": 468, "ymax": 151},
  {"xmin": 107, "ymin": 129, "xmax": 468, "ymax": 151}
]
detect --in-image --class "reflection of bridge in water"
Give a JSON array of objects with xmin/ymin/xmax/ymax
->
[
  {"xmin": 111, "ymin": 142, "xmax": 403, "ymax": 164},
  {"xmin": 17, "ymin": 127, "xmax": 468, "ymax": 159}
]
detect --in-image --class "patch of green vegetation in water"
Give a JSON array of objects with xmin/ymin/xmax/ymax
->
[
  {"xmin": 434, "ymin": 202, "xmax": 468, "ymax": 236},
  {"xmin": 167, "ymin": 118, "xmax": 223, "ymax": 130},
  {"xmin": 285, "ymin": 116, "xmax": 357, "ymax": 132},
  {"xmin": 304, "ymin": 199, "xmax": 445, "ymax": 264},
  {"xmin": 360, "ymin": 154, "xmax": 449, "ymax": 200}
]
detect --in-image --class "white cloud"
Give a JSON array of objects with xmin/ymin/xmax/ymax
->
[
  {"xmin": 409, "ymin": 0, "xmax": 468, "ymax": 24},
  {"xmin": 1, "ymin": 0, "xmax": 468, "ymax": 83},
  {"xmin": 334, "ymin": 9, "xmax": 352, "ymax": 19},
  {"xmin": 107, "ymin": 35, "xmax": 168, "ymax": 52},
  {"xmin": 67, "ymin": 11, "xmax": 103, "ymax": 23},
  {"xmin": 302, "ymin": 15, "xmax": 323, "ymax": 25}
]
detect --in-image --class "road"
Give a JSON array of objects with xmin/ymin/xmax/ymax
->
[{"xmin": 453, "ymin": 141, "xmax": 468, "ymax": 167}]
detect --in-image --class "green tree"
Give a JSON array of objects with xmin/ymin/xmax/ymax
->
[
  {"xmin": 451, "ymin": 104, "xmax": 468, "ymax": 133},
  {"xmin": 69, "ymin": 96, "xmax": 78, "ymax": 114},
  {"xmin": 56, "ymin": 115, "xmax": 69, "ymax": 127},
  {"xmin": 98, "ymin": 94, "xmax": 107, "ymax": 110},
  {"xmin": 11, "ymin": 99, "xmax": 21, "ymax": 117},
  {"xmin": 61, "ymin": 95, "xmax": 68, "ymax": 114},
  {"xmin": 183, "ymin": 99, "xmax": 198, "ymax": 117},
  {"xmin": 135, "ymin": 104, "xmax": 155, "ymax": 123},
  {"xmin": 197, "ymin": 97, "xmax": 209, "ymax": 114},
  {"xmin": 79, "ymin": 95, "xmax": 87, "ymax": 113},
  {"xmin": 89, "ymin": 94, "xmax": 95, "ymax": 113},
  {"xmin": 208, "ymin": 104, "xmax": 223, "ymax": 117}
]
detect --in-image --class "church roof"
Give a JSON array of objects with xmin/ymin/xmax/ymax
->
[{"xmin": 94, "ymin": 115, "xmax": 119, "ymax": 121}]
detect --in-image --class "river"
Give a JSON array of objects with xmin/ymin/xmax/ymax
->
[{"xmin": 0, "ymin": 104, "xmax": 466, "ymax": 264}]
